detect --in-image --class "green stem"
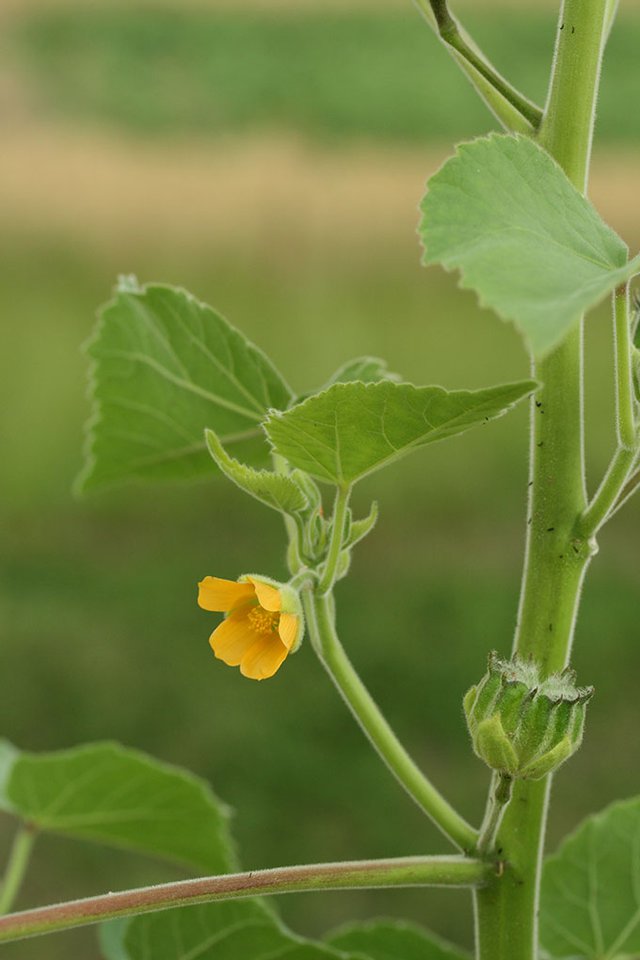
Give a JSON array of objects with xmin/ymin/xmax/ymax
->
[
  {"xmin": 316, "ymin": 486, "xmax": 351, "ymax": 596},
  {"xmin": 613, "ymin": 284, "xmax": 636, "ymax": 451},
  {"xmin": 474, "ymin": 2, "xmax": 610, "ymax": 958},
  {"xmin": 608, "ymin": 459, "xmax": 640, "ymax": 518},
  {"xmin": 305, "ymin": 588, "xmax": 478, "ymax": 852},
  {"xmin": 0, "ymin": 825, "xmax": 36, "ymax": 916},
  {"xmin": 413, "ymin": 0, "xmax": 542, "ymax": 133},
  {"xmin": 0, "ymin": 855, "xmax": 491, "ymax": 945},
  {"xmin": 272, "ymin": 453, "xmax": 304, "ymax": 575}
]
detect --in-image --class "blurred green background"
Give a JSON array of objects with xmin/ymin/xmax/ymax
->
[{"xmin": 1, "ymin": 1, "xmax": 639, "ymax": 956}]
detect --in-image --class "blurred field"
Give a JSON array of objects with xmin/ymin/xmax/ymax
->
[
  {"xmin": 1, "ymin": 2, "xmax": 640, "ymax": 958},
  {"xmin": 7, "ymin": 6, "xmax": 640, "ymax": 142}
]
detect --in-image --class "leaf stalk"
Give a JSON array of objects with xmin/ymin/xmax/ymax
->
[
  {"xmin": 0, "ymin": 824, "xmax": 36, "ymax": 917},
  {"xmin": 316, "ymin": 486, "xmax": 351, "ymax": 595},
  {"xmin": 476, "ymin": 774, "xmax": 513, "ymax": 856},
  {"xmin": 304, "ymin": 588, "xmax": 478, "ymax": 852},
  {"xmin": 578, "ymin": 285, "xmax": 639, "ymax": 535},
  {"xmin": 413, "ymin": 0, "xmax": 542, "ymax": 132},
  {"xmin": 613, "ymin": 283, "xmax": 637, "ymax": 451}
]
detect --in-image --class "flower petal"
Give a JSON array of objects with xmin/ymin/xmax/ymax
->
[
  {"xmin": 245, "ymin": 576, "xmax": 281, "ymax": 612},
  {"xmin": 278, "ymin": 612, "xmax": 299, "ymax": 651},
  {"xmin": 240, "ymin": 636, "xmax": 289, "ymax": 680},
  {"xmin": 198, "ymin": 577, "xmax": 255, "ymax": 612},
  {"xmin": 209, "ymin": 611, "xmax": 259, "ymax": 666}
]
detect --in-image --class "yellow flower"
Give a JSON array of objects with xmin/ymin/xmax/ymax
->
[{"xmin": 197, "ymin": 574, "xmax": 303, "ymax": 680}]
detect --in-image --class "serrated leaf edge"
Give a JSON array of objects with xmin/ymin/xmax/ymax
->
[
  {"xmin": 418, "ymin": 132, "xmax": 640, "ymax": 357},
  {"xmin": 75, "ymin": 282, "xmax": 295, "ymax": 495}
]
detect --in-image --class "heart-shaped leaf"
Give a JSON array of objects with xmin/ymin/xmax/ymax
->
[
  {"xmin": 264, "ymin": 379, "xmax": 535, "ymax": 486},
  {"xmin": 540, "ymin": 796, "xmax": 640, "ymax": 959},
  {"xmin": 0, "ymin": 741, "xmax": 235, "ymax": 873}
]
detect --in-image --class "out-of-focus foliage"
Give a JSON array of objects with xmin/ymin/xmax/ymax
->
[
  {"xmin": 2, "ymin": 2, "xmax": 640, "ymax": 958},
  {"xmin": 13, "ymin": 8, "xmax": 640, "ymax": 144}
]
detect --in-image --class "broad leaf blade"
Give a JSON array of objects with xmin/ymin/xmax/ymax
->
[
  {"xmin": 0, "ymin": 742, "xmax": 235, "ymax": 873},
  {"xmin": 326, "ymin": 919, "xmax": 471, "ymax": 959},
  {"xmin": 264, "ymin": 379, "xmax": 536, "ymax": 486},
  {"xmin": 78, "ymin": 283, "xmax": 293, "ymax": 492},
  {"xmin": 420, "ymin": 134, "xmax": 640, "ymax": 357},
  {"xmin": 205, "ymin": 428, "xmax": 308, "ymax": 514},
  {"xmin": 100, "ymin": 901, "xmax": 358, "ymax": 960},
  {"xmin": 540, "ymin": 796, "xmax": 640, "ymax": 959}
]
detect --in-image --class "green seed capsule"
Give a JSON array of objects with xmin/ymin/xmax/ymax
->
[{"xmin": 463, "ymin": 653, "xmax": 593, "ymax": 780}]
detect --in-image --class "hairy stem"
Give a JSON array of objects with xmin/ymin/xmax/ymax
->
[
  {"xmin": 613, "ymin": 284, "xmax": 637, "ymax": 451},
  {"xmin": 579, "ymin": 446, "xmax": 638, "ymax": 536},
  {"xmin": 474, "ymin": 1, "xmax": 610, "ymax": 958},
  {"xmin": 613, "ymin": 283, "xmax": 637, "ymax": 450},
  {"xmin": 413, "ymin": 0, "xmax": 542, "ymax": 133},
  {"xmin": 304, "ymin": 588, "xmax": 478, "ymax": 852},
  {"xmin": 476, "ymin": 775, "xmax": 513, "ymax": 856},
  {"xmin": 0, "ymin": 826, "xmax": 36, "ymax": 916},
  {"xmin": 0, "ymin": 855, "xmax": 492, "ymax": 945},
  {"xmin": 578, "ymin": 285, "xmax": 638, "ymax": 535},
  {"xmin": 608, "ymin": 460, "xmax": 640, "ymax": 518},
  {"xmin": 316, "ymin": 486, "xmax": 351, "ymax": 595}
]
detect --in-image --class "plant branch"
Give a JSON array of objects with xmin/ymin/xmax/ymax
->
[
  {"xmin": 477, "ymin": 774, "xmax": 513, "ymax": 856},
  {"xmin": 578, "ymin": 446, "xmax": 638, "ymax": 536},
  {"xmin": 578, "ymin": 285, "xmax": 638, "ymax": 535},
  {"xmin": 0, "ymin": 855, "xmax": 492, "ymax": 945},
  {"xmin": 0, "ymin": 825, "xmax": 36, "ymax": 916},
  {"xmin": 304, "ymin": 588, "xmax": 478, "ymax": 852},
  {"xmin": 613, "ymin": 283, "xmax": 636, "ymax": 451},
  {"xmin": 413, "ymin": 0, "xmax": 542, "ymax": 132},
  {"xmin": 608, "ymin": 460, "xmax": 640, "ymax": 518}
]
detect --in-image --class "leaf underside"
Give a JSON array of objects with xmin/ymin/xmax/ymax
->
[
  {"xmin": 420, "ymin": 134, "xmax": 640, "ymax": 357},
  {"xmin": 100, "ymin": 901, "xmax": 361, "ymax": 960},
  {"xmin": 326, "ymin": 919, "xmax": 471, "ymax": 959},
  {"xmin": 0, "ymin": 741, "xmax": 235, "ymax": 874}
]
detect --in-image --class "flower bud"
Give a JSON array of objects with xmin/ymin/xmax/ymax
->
[{"xmin": 464, "ymin": 653, "xmax": 593, "ymax": 780}]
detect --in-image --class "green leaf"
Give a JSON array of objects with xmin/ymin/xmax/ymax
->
[
  {"xmin": 343, "ymin": 501, "xmax": 379, "ymax": 549},
  {"xmin": 205, "ymin": 428, "xmax": 308, "ymax": 514},
  {"xmin": 0, "ymin": 741, "xmax": 235, "ymax": 873},
  {"xmin": 264, "ymin": 379, "xmax": 536, "ymax": 486},
  {"xmin": 0, "ymin": 740, "xmax": 18, "ymax": 795},
  {"xmin": 420, "ymin": 134, "xmax": 640, "ymax": 357},
  {"xmin": 540, "ymin": 796, "xmax": 640, "ymax": 959},
  {"xmin": 100, "ymin": 901, "xmax": 358, "ymax": 960},
  {"xmin": 77, "ymin": 283, "xmax": 293, "ymax": 492},
  {"xmin": 326, "ymin": 919, "xmax": 471, "ymax": 959},
  {"xmin": 322, "ymin": 357, "xmax": 400, "ymax": 387}
]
